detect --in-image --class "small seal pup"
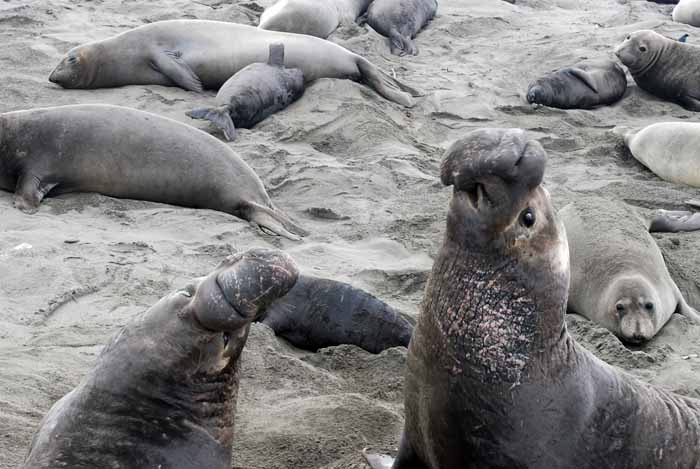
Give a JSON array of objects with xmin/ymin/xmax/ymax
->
[
  {"xmin": 615, "ymin": 30, "xmax": 700, "ymax": 111},
  {"xmin": 560, "ymin": 197, "xmax": 700, "ymax": 344},
  {"xmin": 526, "ymin": 59, "xmax": 627, "ymax": 109},
  {"xmin": 186, "ymin": 43, "xmax": 304, "ymax": 142},
  {"xmin": 0, "ymin": 104, "xmax": 306, "ymax": 240},
  {"xmin": 364, "ymin": 128, "xmax": 700, "ymax": 469},
  {"xmin": 48, "ymin": 20, "xmax": 418, "ymax": 107},
  {"xmin": 259, "ymin": 0, "xmax": 373, "ymax": 38},
  {"xmin": 674, "ymin": 0, "xmax": 700, "ymax": 27},
  {"xmin": 362, "ymin": 0, "xmax": 437, "ymax": 56},
  {"xmin": 260, "ymin": 275, "xmax": 414, "ymax": 353},
  {"xmin": 22, "ymin": 248, "xmax": 299, "ymax": 469}
]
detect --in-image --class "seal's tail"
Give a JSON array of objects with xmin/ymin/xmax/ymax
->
[
  {"xmin": 356, "ymin": 57, "xmax": 422, "ymax": 107},
  {"xmin": 245, "ymin": 202, "xmax": 309, "ymax": 241},
  {"xmin": 186, "ymin": 106, "xmax": 237, "ymax": 142}
]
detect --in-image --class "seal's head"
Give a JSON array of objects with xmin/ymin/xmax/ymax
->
[
  {"xmin": 614, "ymin": 30, "xmax": 664, "ymax": 75},
  {"xmin": 603, "ymin": 275, "xmax": 659, "ymax": 344},
  {"xmin": 49, "ymin": 45, "xmax": 96, "ymax": 88},
  {"xmin": 526, "ymin": 84, "xmax": 550, "ymax": 106}
]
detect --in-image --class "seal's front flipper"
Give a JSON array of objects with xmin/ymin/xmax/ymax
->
[
  {"xmin": 566, "ymin": 67, "xmax": 599, "ymax": 93},
  {"xmin": 186, "ymin": 106, "xmax": 237, "ymax": 141},
  {"xmin": 267, "ymin": 43, "xmax": 285, "ymax": 66},
  {"xmin": 389, "ymin": 28, "xmax": 417, "ymax": 56},
  {"xmin": 650, "ymin": 210, "xmax": 700, "ymax": 233},
  {"xmin": 244, "ymin": 202, "xmax": 308, "ymax": 241},
  {"xmin": 14, "ymin": 173, "xmax": 57, "ymax": 213},
  {"xmin": 363, "ymin": 449, "xmax": 395, "ymax": 469},
  {"xmin": 152, "ymin": 50, "xmax": 203, "ymax": 92},
  {"xmin": 676, "ymin": 294, "xmax": 700, "ymax": 323},
  {"xmin": 678, "ymin": 95, "xmax": 700, "ymax": 112}
]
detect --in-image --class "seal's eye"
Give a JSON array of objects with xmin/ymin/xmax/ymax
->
[
  {"xmin": 616, "ymin": 303, "xmax": 625, "ymax": 313},
  {"xmin": 626, "ymin": 35, "xmax": 631, "ymax": 40},
  {"xmin": 223, "ymin": 332, "xmax": 230, "ymax": 348},
  {"xmin": 68, "ymin": 56, "xmax": 78, "ymax": 64},
  {"xmin": 644, "ymin": 302, "xmax": 654, "ymax": 311},
  {"xmin": 639, "ymin": 46, "xmax": 647, "ymax": 52},
  {"xmin": 520, "ymin": 208, "xmax": 535, "ymax": 228}
]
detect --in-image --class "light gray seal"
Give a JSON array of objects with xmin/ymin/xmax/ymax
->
[
  {"xmin": 22, "ymin": 248, "xmax": 299, "ymax": 469},
  {"xmin": 0, "ymin": 104, "xmax": 306, "ymax": 240},
  {"xmin": 258, "ymin": 0, "xmax": 373, "ymax": 38},
  {"xmin": 362, "ymin": 0, "xmax": 437, "ymax": 55},
  {"xmin": 673, "ymin": 0, "xmax": 700, "ymax": 27}
]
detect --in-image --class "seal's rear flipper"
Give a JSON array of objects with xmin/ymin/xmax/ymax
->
[
  {"xmin": 678, "ymin": 95, "xmax": 700, "ymax": 112},
  {"xmin": 245, "ymin": 202, "xmax": 309, "ymax": 241},
  {"xmin": 676, "ymin": 293, "xmax": 700, "ymax": 323},
  {"xmin": 268, "ymin": 43, "xmax": 285, "ymax": 66},
  {"xmin": 186, "ymin": 106, "xmax": 237, "ymax": 141},
  {"xmin": 389, "ymin": 28, "xmax": 418, "ymax": 56},
  {"xmin": 153, "ymin": 50, "xmax": 204, "ymax": 92},
  {"xmin": 363, "ymin": 449, "xmax": 395, "ymax": 469},
  {"xmin": 356, "ymin": 57, "xmax": 420, "ymax": 107},
  {"xmin": 649, "ymin": 210, "xmax": 700, "ymax": 233}
]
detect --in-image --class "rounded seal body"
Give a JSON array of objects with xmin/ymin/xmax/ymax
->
[
  {"xmin": 673, "ymin": 0, "xmax": 700, "ymax": 27},
  {"xmin": 365, "ymin": 0, "xmax": 438, "ymax": 56}
]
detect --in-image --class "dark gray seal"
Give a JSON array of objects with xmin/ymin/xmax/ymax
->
[
  {"xmin": 365, "ymin": 128, "xmax": 700, "ymax": 469},
  {"xmin": 22, "ymin": 248, "xmax": 299, "ymax": 469},
  {"xmin": 0, "ymin": 104, "xmax": 306, "ymax": 240},
  {"xmin": 615, "ymin": 30, "xmax": 700, "ymax": 111},
  {"xmin": 186, "ymin": 43, "xmax": 305, "ymax": 142},
  {"xmin": 526, "ymin": 58, "xmax": 627, "ymax": 109},
  {"xmin": 362, "ymin": 0, "xmax": 437, "ymax": 56},
  {"xmin": 260, "ymin": 275, "xmax": 414, "ymax": 353},
  {"xmin": 48, "ymin": 20, "xmax": 418, "ymax": 107}
]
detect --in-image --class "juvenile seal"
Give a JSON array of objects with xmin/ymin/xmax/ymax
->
[
  {"xmin": 186, "ymin": 43, "xmax": 304, "ymax": 142},
  {"xmin": 259, "ymin": 0, "xmax": 372, "ymax": 38},
  {"xmin": 673, "ymin": 0, "xmax": 700, "ymax": 26},
  {"xmin": 365, "ymin": 128, "xmax": 700, "ymax": 469},
  {"xmin": 362, "ymin": 0, "xmax": 437, "ymax": 56},
  {"xmin": 560, "ymin": 197, "xmax": 700, "ymax": 343},
  {"xmin": 0, "ymin": 104, "xmax": 306, "ymax": 240},
  {"xmin": 22, "ymin": 248, "xmax": 299, "ymax": 469},
  {"xmin": 260, "ymin": 275, "xmax": 414, "ymax": 353},
  {"xmin": 615, "ymin": 30, "xmax": 700, "ymax": 111},
  {"xmin": 526, "ymin": 59, "xmax": 627, "ymax": 109},
  {"xmin": 49, "ymin": 20, "xmax": 418, "ymax": 107}
]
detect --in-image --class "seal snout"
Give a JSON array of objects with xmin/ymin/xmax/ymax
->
[{"xmin": 526, "ymin": 85, "xmax": 544, "ymax": 104}]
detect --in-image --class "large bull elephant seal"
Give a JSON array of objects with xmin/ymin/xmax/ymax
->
[
  {"xmin": 22, "ymin": 248, "xmax": 299, "ymax": 469},
  {"xmin": 673, "ymin": 0, "xmax": 700, "ymax": 27},
  {"xmin": 48, "ymin": 20, "xmax": 418, "ymax": 107},
  {"xmin": 364, "ymin": 128, "xmax": 700, "ymax": 469},
  {"xmin": 259, "ymin": 0, "xmax": 373, "ymax": 38},
  {"xmin": 362, "ymin": 0, "xmax": 437, "ymax": 56},
  {"xmin": 0, "ymin": 104, "xmax": 306, "ymax": 240},
  {"xmin": 560, "ymin": 197, "xmax": 700, "ymax": 343}
]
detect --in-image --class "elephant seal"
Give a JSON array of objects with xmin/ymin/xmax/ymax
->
[
  {"xmin": 186, "ymin": 43, "xmax": 304, "ymax": 142},
  {"xmin": 364, "ymin": 128, "xmax": 700, "ymax": 469},
  {"xmin": 526, "ymin": 59, "xmax": 627, "ymax": 109},
  {"xmin": 48, "ymin": 20, "xmax": 418, "ymax": 107},
  {"xmin": 362, "ymin": 0, "xmax": 437, "ymax": 56},
  {"xmin": 260, "ymin": 275, "xmax": 414, "ymax": 353},
  {"xmin": 674, "ymin": 0, "xmax": 700, "ymax": 26},
  {"xmin": 614, "ymin": 30, "xmax": 700, "ymax": 111},
  {"xmin": 22, "ymin": 248, "xmax": 299, "ymax": 469},
  {"xmin": 259, "ymin": 0, "xmax": 373, "ymax": 38},
  {"xmin": 0, "ymin": 104, "xmax": 306, "ymax": 240},
  {"xmin": 560, "ymin": 197, "xmax": 700, "ymax": 343}
]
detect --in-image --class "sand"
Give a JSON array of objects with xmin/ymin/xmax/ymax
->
[{"xmin": 2, "ymin": 0, "xmax": 700, "ymax": 467}]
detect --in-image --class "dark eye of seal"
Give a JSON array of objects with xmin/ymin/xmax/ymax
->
[
  {"xmin": 616, "ymin": 303, "xmax": 625, "ymax": 312},
  {"xmin": 626, "ymin": 35, "xmax": 631, "ymax": 40},
  {"xmin": 639, "ymin": 46, "xmax": 647, "ymax": 52},
  {"xmin": 520, "ymin": 208, "xmax": 536, "ymax": 228},
  {"xmin": 644, "ymin": 302, "xmax": 654, "ymax": 311}
]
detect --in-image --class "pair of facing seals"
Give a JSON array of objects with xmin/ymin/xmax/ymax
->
[{"xmin": 365, "ymin": 128, "xmax": 700, "ymax": 469}]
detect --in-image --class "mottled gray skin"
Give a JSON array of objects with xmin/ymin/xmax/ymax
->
[
  {"xmin": 0, "ymin": 104, "xmax": 305, "ymax": 240},
  {"xmin": 365, "ymin": 128, "xmax": 700, "ymax": 469},
  {"xmin": 48, "ymin": 20, "xmax": 416, "ymax": 107},
  {"xmin": 260, "ymin": 274, "xmax": 414, "ymax": 353},
  {"xmin": 23, "ymin": 248, "xmax": 299, "ymax": 469},
  {"xmin": 186, "ymin": 44, "xmax": 305, "ymax": 142},
  {"xmin": 560, "ymin": 197, "xmax": 700, "ymax": 344},
  {"xmin": 615, "ymin": 30, "xmax": 700, "ymax": 111},
  {"xmin": 526, "ymin": 59, "xmax": 627, "ymax": 109},
  {"xmin": 364, "ymin": 0, "xmax": 437, "ymax": 56}
]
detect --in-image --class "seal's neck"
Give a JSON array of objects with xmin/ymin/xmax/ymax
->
[{"xmin": 631, "ymin": 43, "xmax": 665, "ymax": 77}]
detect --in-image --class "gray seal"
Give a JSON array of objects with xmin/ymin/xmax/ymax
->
[
  {"xmin": 365, "ymin": 128, "xmax": 700, "ymax": 469},
  {"xmin": 526, "ymin": 59, "xmax": 627, "ymax": 109},
  {"xmin": 186, "ymin": 43, "xmax": 305, "ymax": 142},
  {"xmin": 258, "ymin": 0, "xmax": 373, "ymax": 38},
  {"xmin": 48, "ymin": 20, "xmax": 418, "ymax": 107},
  {"xmin": 0, "ymin": 104, "xmax": 306, "ymax": 240},
  {"xmin": 22, "ymin": 248, "xmax": 299, "ymax": 469},
  {"xmin": 362, "ymin": 0, "xmax": 437, "ymax": 56},
  {"xmin": 615, "ymin": 30, "xmax": 700, "ymax": 111}
]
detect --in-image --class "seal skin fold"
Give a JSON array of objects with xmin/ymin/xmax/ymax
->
[
  {"xmin": 22, "ymin": 248, "xmax": 299, "ymax": 469},
  {"xmin": 366, "ymin": 128, "xmax": 700, "ymax": 469}
]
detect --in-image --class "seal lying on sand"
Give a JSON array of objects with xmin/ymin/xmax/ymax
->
[
  {"xmin": 259, "ymin": 0, "xmax": 372, "ymax": 38},
  {"xmin": 561, "ymin": 197, "xmax": 700, "ymax": 344},
  {"xmin": 362, "ymin": 0, "xmax": 437, "ymax": 56},
  {"xmin": 615, "ymin": 30, "xmax": 700, "ymax": 111},
  {"xmin": 0, "ymin": 104, "xmax": 306, "ymax": 240},
  {"xmin": 260, "ymin": 275, "xmax": 413, "ymax": 353},
  {"xmin": 674, "ymin": 0, "xmax": 700, "ymax": 26},
  {"xmin": 22, "ymin": 248, "xmax": 299, "ymax": 469},
  {"xmin": 526, "ymin": 59, "xmax": 627, "ymax": 109},
  {"xmin": 186, "ymin": 43, "xmax": 304, "ymax": 142},
  {"xmin": 49, "ymin": 20, "xmax": 418, "ymax": 107},
  {"xmin": 365, "ymin": 128, "xmax": 700, "ymax": 469}
]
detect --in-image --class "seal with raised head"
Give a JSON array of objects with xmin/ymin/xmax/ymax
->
[
  {"xmin": 673, "ymin": 0, "xmax": 700, "ymax": 27},
  {"xmin": 48, "ymin": 20, "xmax": 418, "ymax": 107},
  {"xmin": 364, "ymin": 128, "xmax": 700, "ymax": 469},
  {"xmin": 260, "ymin": 275, "xmax": 414, "ymax": 353},
  {"xmin": 560, "ymin": 196, "xmax": 700, "ymax": 343},
  {"xmin": 526, "ymin": 58, "xmax": 627, "ymax": 109},
  {"xmin": 22, "ymin": 248, "xmax": 299, "ymax": 469},
  {"xmin": 615, "ymin": 30, "xmax": 700, "ymax": 111},
  {"xmin": 259, "ymin": 0, "xmax": 373, "ymax": 38},
  {"xmin": 362, "ymin": 0, "xmax": 437, "ymax": 56},
  {"xmin": 0, "ymin": 104, "xmax": 306, "ymax": 240},
  {"xmin": 186, "ymin": 43, "xmax": 304, "ymax": 142}
]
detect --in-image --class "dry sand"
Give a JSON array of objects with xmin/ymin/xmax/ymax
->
[{"xmin": 2, "ymin": 0, "xmax": 700, "ymax": 467}]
